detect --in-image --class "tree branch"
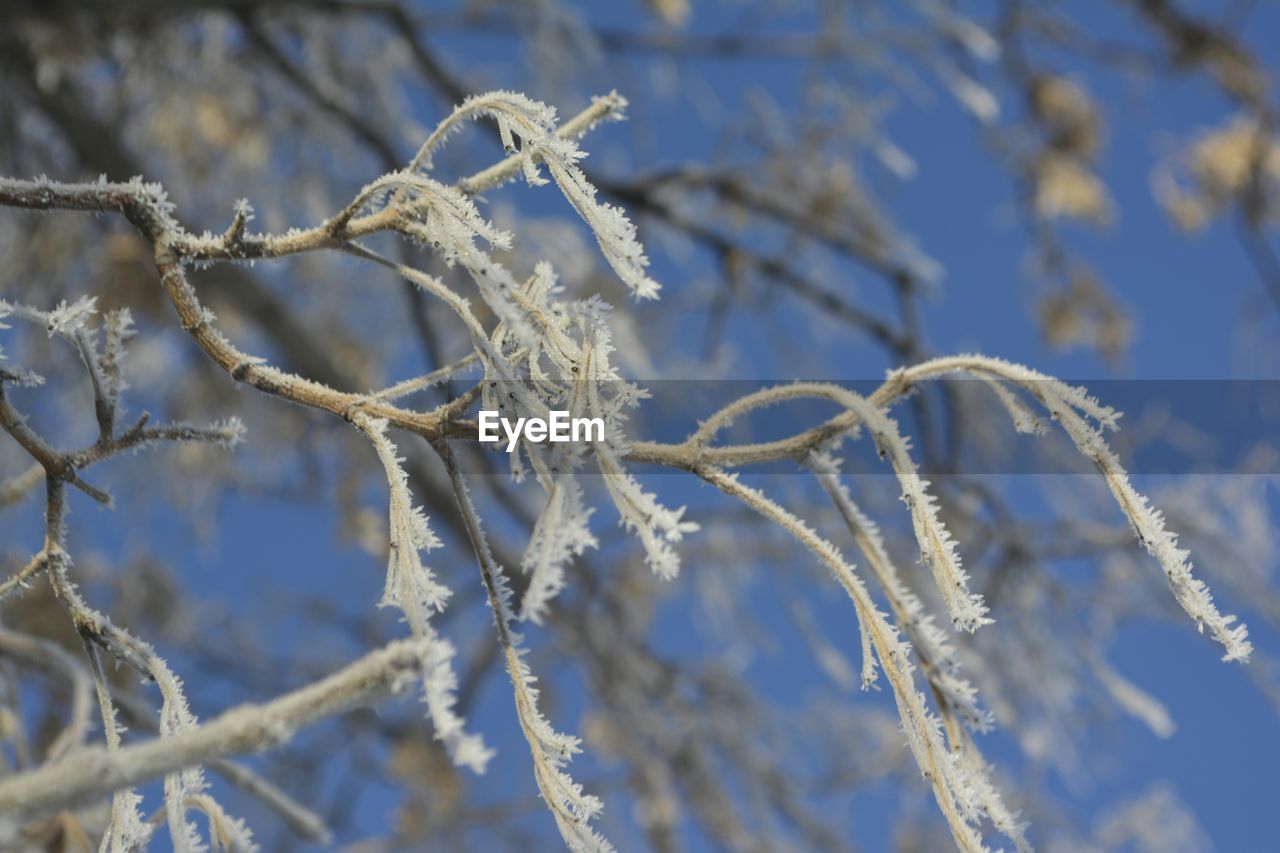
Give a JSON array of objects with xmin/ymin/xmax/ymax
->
[{"xmin": 0, "ymin": 638, "xmax": 434, "ymax": 820}]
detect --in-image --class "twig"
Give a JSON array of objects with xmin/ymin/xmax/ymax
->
[{"xmin": 0, "ymin": 638, "xmax": 433, "ymax": 819}]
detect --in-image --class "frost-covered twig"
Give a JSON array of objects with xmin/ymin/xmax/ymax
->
[
  {"xmin": 457, "ymin": 91, "xmax": 630, "ymax": 194},
  {"xmin": 629, "ymin": 355, "xmax": 1249, "ymax": 661},
  {"xmin": 438, "ymin": 442, "xmax": 613, "ymax": 852},
  {"xmin": 111, "ymin": 692, "xmax": 334, "ymax": 845},
  {"xmin": 407, "ymin": 91, "xmax": 659, "ymax": 299},
  {"xmin": 0, "ymin": 550, "xmax": 53, "ymax": 604},
  {"xmin": 355, "ymin": 414, "xmax": 493, "ymax": 774},
  {"xmin": 0, "ymin": 382, "xmax": 111, "ymax": 505},
  {"xmin": 885, "ymin": 356, "xmax": 1250, "ymax": 661},
  {"xmin": 698, "ymin": 466, "xmax": 1015, "ymax": 852},
  {"xmin": 0, "ymin": 638, "xmax": 435, "ymax": 820},
  {"xmin": 810, "ymin": 449, "xmax": 990, "ymax": 727},
  {"xmin": 0, "ymin": 296, "xmax": 267, "ymax": 848},
  {"xmin": 809, "ymin": 450, "xmax": 1030, "ymax": 850},
  {"xmin": 39, "ymin": 485, "xmax": 254, "ymax": 851},
  {"xmin": 691, "ymin": 382, "xmax": 989, "ymax": 631},
  {"xmin": 372, "ymin": 351, "xmax": 480, "ymax": 402}
]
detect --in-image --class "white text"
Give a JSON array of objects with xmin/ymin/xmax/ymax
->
[{"xmin": 478, "ymin": 410, "xmax": 605, "ymax": 452}]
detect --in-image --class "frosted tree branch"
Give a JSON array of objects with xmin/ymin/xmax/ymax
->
[
  {"xmin": 0, "ymin": 76, "xmax": 1258, "ymax": 849},
  {"xmin": 0, "ymin": 638, "xmax": 436, "ymax": 820}
]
